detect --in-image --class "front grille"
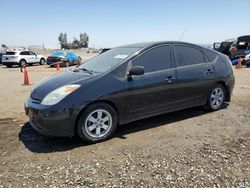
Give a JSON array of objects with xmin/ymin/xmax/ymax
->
[{"xmin": 48, "ymin": 57, "xmax": 60, "ymax": 62}]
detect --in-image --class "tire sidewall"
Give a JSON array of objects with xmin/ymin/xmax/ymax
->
[
  {"xmin": 40, "ymin": 58, "xmax": 45, "ymax": 65},
  {"xmin": 207, "ymin": 84, "xmax": 225, "ymax": 111},
  {"xmin": 20, "ymin": 59, "xmax": 26, "ymax": 67},
  {"xmin": 77, "ymin": 103, "xmax": 118, "ymax": 143},
  {"xmin": 65, "ymin": 61, "xmax": 70, "ymax": 67}
]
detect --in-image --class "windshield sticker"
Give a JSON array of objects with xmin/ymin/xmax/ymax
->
[{"xmin": 114, "ymin": 54, "xmax": 128, "ymax": 59}]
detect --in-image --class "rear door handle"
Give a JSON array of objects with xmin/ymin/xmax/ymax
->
[{"xmin": 165, "ymin": 76, "xmax": 175, "ymax": 83}]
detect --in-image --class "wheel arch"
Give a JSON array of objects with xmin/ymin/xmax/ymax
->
[
  {"xmin": 19, "ymin": 58, "xmax": 27, "ymax": 63},
  {"xmin": 74, "ymin": 100, "xmax": 119, "ymax": 135},
  {"xmin": 216, "ymin": 81, "xmax": 230, "ymax": 102}
]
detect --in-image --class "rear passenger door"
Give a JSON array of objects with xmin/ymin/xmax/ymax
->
[
  {"xmin": 20, "ymin": 51, "xmax": 30, "ymax": 62},
  {"xmin": 173, "ymin": 44, "xmax": 214, "ymax": 106}
]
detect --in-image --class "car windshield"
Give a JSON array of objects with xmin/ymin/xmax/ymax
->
[
  {"xmin": 51, "ymin": 52, "xmax": 66, "ymax": 56},
  {"xmin": 77, "ymin": 47, "xmax": 141, "ymax": 73}
]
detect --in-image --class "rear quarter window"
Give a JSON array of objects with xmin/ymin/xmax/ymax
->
[
  {"xmin": 203, "ymin": 49, "xmax": 218, "ymax": 62},
  {"xmin": 5, "ymin": 52, "xmax": 16, "ymax": 55}
]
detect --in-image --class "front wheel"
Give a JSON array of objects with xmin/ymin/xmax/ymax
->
[
  {"xmin": 39, "ymin": 58, "xmax": 45, "ymax": 65},
  {"xmin": 77, "ymin": 103, "xmax": 118, "ymax": 143},
  {"xmin": 64, "ymin": 61, "xmax": 70, "ymax": 67},
  {"xmin": 206, "ymin": 84, "xmax": 225, "ymax": 111}
]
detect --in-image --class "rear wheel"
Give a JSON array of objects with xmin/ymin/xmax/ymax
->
[
  {"xmin": 6, "ymin": 64, "xmax": 13, "ymax": 68},
  {"xmin": 20, "ymin": 59, "xmax": 27, "ymax": 67},
  {"xmin": 77, "ymin": 103, "xmax": 118, "ymax": 143},
  {"xmin": 206, "ymin": 84, "xmax": 225, "ymax": 111}
]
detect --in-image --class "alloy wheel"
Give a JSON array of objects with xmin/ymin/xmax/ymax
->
[
  {"xmin": 84, "ymin": 109, "xmax": 112, "ymax": 138},
  {"xmin": 210, "ymin": 87, "xmax": 224, "ymax": 109}
]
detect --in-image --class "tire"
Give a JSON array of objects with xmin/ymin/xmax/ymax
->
[
  {"xmin": 6, "ymin": 64, "xmax": 13, "ymax": 68},
  {"xmin": 19, "ymin": 59, "xmax": 27, "ymax": 67},
  {"xmin": 206, "ymin": 84, "xmax": 225, "ymax": 111},
  {"xmin": 39, "ymin": 58, "xmax": 45, "ymax": 65},
  {"xmin": 64, "ymin": 61, "xmax": 70, "ymax": 67},
  {"xmin": 246, "ymin": 60, "xmax": 250, "ymax": 68},
  {"xmin": 77, "ymin": 102, "xmax": 118, "ymax": 143}
]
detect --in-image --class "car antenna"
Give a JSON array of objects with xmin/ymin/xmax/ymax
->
[{"xmin": 178, "ymin": 29, "xmax": 187, "ymax": 41}]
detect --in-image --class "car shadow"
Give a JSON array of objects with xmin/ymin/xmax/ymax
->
[
  {"xmin": 0, "ymin": 64, "xmax": 41, "ymax": 69},
  {"xmin": 19, "ymin": 106, "xmax": 226, "ymax": 153}
]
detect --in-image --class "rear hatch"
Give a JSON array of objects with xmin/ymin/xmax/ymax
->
[
  {"xmin": 235, "ymin": 41, "xmax": 249, "ymax": 57},
  {"xmin": 2, "ymin": 51, "xmax": 18, "ymax": 61},
  {"xmin": 234, "ymin": 35, "xmax": 250, "ymax": 59}
]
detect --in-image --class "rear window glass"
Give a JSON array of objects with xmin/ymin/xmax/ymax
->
[
  {"xmin": 5, "ymin": 52, "xmax": 16, "ymax": 55},
  {"xmin": 203, "ymin": 49, "xmax": 218, "ymax": 62},
  {"xmin": 237, "ymin": 42, "xmax": 249, "ymax": 50}
]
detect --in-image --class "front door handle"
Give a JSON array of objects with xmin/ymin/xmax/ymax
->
[{"xmin": 165, "ymin": 76, "xmax": 175, "ymax": 83}]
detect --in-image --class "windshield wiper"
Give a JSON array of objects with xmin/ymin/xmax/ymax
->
[{"xmin": 73, "ymin": 67, "xmax": 93, "ymax": 74}]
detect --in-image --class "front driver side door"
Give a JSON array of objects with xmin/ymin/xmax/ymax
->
[
  {"xmin": 28, "ymin": 51, "xmax": 37, "ymax": 63},
  {"xmin": 124, "ymin": 45, "xmax": 179, "ymax": 121}
]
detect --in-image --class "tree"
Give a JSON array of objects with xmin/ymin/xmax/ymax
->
[
  {"xmin": 80, "ymin": 32, "xmax": 89, "ymax": 48},
  {"xmin": 58, "ymin": 32, "xmax": 89, "ymax": 49},
  {"xmin": 1, "ymin": 44, "xmax": 7, "ymax": 50},
  {"xmin": 71, "ymin": 37, "xmax": 81, "ymax": 49},
  {"xmin": 58, "ymin": 32, "xmax": 69, "ymax": 49}
]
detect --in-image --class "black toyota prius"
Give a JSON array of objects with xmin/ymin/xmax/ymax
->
[{"xmin": 25, "ymin": 41, "xmax": 235, "ymax": 143}]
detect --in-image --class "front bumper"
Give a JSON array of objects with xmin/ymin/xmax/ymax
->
[
  {"xmin": 24, "ymin": 98, "xmax": 76, "ymax": 137},
  {"xmin": 46, "ymin": 60, "xmax": 66, "ymax": 66}
]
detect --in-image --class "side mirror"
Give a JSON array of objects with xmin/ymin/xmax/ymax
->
[{"xmin": 128, "ymin": 66, "xmax": 144, "ymax": 79}]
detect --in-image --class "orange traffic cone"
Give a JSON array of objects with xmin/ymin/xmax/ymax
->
[
  {"xmin": 236, "ymin": 57, "xmax": 242, "ymax": 69},
  {"xmin": 56, "ymin": 62, "xmax": 60, "ymax": 71},
  {"xmin": 23, "ymin": 67, "xmax": 31, "ymax": 85}
]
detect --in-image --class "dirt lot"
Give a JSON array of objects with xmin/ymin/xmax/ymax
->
[{"xmin": 0, "ymin": 61, "xmax": 250, "ymax": 187}]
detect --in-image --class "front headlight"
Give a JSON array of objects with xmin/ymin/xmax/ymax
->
[{"xmin": 41, "ymin": 84, "xmax": 80, "ymax": 105}]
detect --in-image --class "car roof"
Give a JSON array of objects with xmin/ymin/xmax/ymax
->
[
  {"xmin": 118, "ymin": 41, "xmax": 204, "ymax": 49},
  {"xmin": 5, "ymin": 51, "xmax": 21, "ymax": 53}
]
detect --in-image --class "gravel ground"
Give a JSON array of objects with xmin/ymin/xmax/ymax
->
[{"xmin": 0, "ymin": 63, "xmax": 250, "ymax": 187}]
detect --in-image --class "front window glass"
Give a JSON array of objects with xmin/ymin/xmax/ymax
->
[
  {"xmin": 132, "ymin": 45, "xmax": 172, "ymax": 73},
  {"xmin": 77, "ymin": 47, "xmax": 141, "ymax": 73}
]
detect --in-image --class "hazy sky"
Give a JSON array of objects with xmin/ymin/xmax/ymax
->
[{"xmin": 0, "ymin": 0, "xmax": 249, "ymax": 48}]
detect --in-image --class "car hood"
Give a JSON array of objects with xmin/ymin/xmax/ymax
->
[{"xmin": 31, "ymin": 70, "xmax": 93, "ymax": 101}]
